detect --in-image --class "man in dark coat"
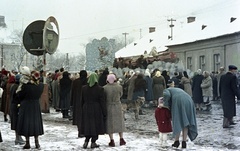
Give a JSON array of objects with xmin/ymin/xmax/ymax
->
[
  {"xmin": 219, "ymin": 65, "xmax": 239, "ymax": 128},
  {"xmin": 70, "ymin": 70, "xmax": 88, "ymax": 137},
  {"xmin": 192, "ymin": 69, "xmax": 204, "ymax": 110},
  {"xmin": 80, "ymin": 73, "xmax": 107, "ymax": 149}
]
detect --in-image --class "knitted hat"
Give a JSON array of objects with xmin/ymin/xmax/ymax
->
[
  {"xmin": 15, "ymin": 74, "xmax": 22, "ymax": 83},
  {"xmin": 107, "ymin": 74, "xmax": 116, "ymax": 84}
]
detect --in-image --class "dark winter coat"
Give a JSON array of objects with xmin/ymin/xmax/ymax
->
[
  {"xmin": 132, "ymin": 74, "xmax": 147, "ymax": 100},
  {"xmin": 127, "ymin": 75, "xmax": 137, "ymax": 101},
  {"xmin": 71, "ymin": 77, "xmax": 87, "ymax": 126},
  {"xmin": 192, "ymin": 74, "xmax": 204, "ymax": 103},
  {"xmin": 155, "ymin": 107, "xmax": 172, "ymax": 133},
  {"xmin": 17, "ymin": 82, "xmax": 44, "ymax": 137},
  {"xmin": 59, "ymin": 72, "xmax": 72, "ymax": 110},
  {"xmin": 80, "ymin": 84, "xmax": 106, "ymax": 136},
  {"xmin": 219, "ymin": 72, "xmax": 239, "ymax": 119},
  {"xmin": 98, "ymin": 70, "xmax": 109, "ymax": 87},
  {"xmin": 163, "ymin": 87, "xmax": 198, "ymax": 141},
  {"xmin": 144, "ymin": 76, "xmax": 154, "ymax": 102},
  {"xmin": 152, "ymin": 76, "xmax": 166, "ymax": 100},
  {"xmin": 51, "ymin": 79, "xmax": 60, "ymax": 109},
  {"xmin": 9, "ymin": 83, "xmax": 20, "ymax": 130}
]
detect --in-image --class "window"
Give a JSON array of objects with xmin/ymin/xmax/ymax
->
[
  {"xmin": 199, "ymin": 55, "xmax": 205, "ymax": 71},
  {"xmin": 187, "ymin": 57, "xmax": 192, "ymax": 70},
  {"xmin": 213, "ymin": 54, "xmax": 220, "ymax": 72}
]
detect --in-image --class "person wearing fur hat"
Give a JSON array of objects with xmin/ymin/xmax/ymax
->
[
  {"xmin": 155, "ymin": 97, "xmax": 172, "ymax": 146},
  {"xmin": 219, "ymin": 65, "xmax": 240, "ymax": 128},
  {"xmin": 80, "ymin": 73, "xmax": 106, "ymax": 149},
  {"xmin": 103, "ymin": 74, "xmax": 126, "ymax": 147},
  {"xmin": 16, "ymin": 70, "xmax": 44, "ymax": 149},
  {"xmin": 9, "ymin": 74, "xmax": 25, "ymax": 145}
]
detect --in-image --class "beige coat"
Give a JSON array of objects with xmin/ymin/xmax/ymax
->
[
  {"xmin": 201, "ymin": 76, "xmax": 213, "ymax": 97},
  {"xmin": 180, "ymin": 77, "xmax": 192, "ymax": 97},
  {"xmin": 103, "ymin": 83, "xmax": 125, "ymax": 133}
]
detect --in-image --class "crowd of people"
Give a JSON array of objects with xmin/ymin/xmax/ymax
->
[{"xmin": 0, "ymin": 64, "xmax": 239, "ymax": 149}]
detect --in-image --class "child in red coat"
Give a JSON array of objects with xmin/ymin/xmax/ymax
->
[{"xmin": 155, "ymin": 97, "xmax": 172, "ymax": 146}]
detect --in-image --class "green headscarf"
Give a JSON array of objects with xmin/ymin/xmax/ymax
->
[{"xmin": 87, "ymin": 73, "xmax": 99, "ymax": 87}]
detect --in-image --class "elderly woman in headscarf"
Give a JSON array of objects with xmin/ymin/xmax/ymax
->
[
  {"xmin": 144, "ymin": 69, "xmax": 154, "ymax": 106},
  {"xmin": 152, "ymin": 71, "xmax": 166, "ymax": 106},
  {"xmin": 80, "ymin": 73, "xmax": 106, "ymax": 149},
  {"xmin": 161, "ymin": 80, "xmax": 198, "ymax": 149},
  {"xmin": 103, "ymin": 74, "xmax": 126, "ymax": 147}
]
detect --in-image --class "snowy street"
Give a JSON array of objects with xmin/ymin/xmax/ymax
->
[{"xmin": 0, "ymin": 101, "xmax": 240, "ymax": 151}]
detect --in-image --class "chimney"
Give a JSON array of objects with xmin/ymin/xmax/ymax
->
[
  {"xmin": 149, "ymin": 27, "xmax": 155, "ymax": 33},
  {"xmin": 0, "ymin": 16, "xmax": 7, "ymax": 27},
  {"xmin": 187, "ymin": 17, "xmax": 196, "ymax": 23}
]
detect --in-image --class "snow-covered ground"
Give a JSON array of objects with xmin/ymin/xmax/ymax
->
[{"xmin": 0, "ymin": 101, "xmax": 240, "ymax": 151}]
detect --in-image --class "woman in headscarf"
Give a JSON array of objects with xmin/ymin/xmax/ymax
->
[
  {"xmin": 17, "ymin": 70, "xmax": 44, "ymax": 149},
  {"xmin": 144, "ymin": 70, "xmax": 154, "ymax": 106},
  {"xmin": 152, "ymin": 71, "xmax": 166, "ymax": 106},
  {"xmin": 59, "ymin": 71, "xmax": 72, "ymax": 118},
  {"xmin": 180, "ymin": 71, "xmax": 192, "ymax": 97},
  {"xmin": 103, "ymin": 74, "xmax": 126, "ymax": 147},
  {"xmin": 80, "ymin": 73, "xmax": 106, "ymax": 149},
  {"xmin": 161, "ymin": 80, "xmax": 198, "ymax": 149}
]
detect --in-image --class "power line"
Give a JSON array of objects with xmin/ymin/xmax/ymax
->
[{"xmin": 59, "ymin": 1, "xmax": 239, "ymax": 40}]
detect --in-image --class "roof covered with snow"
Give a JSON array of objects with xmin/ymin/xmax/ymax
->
[{"xmin": 115, "ymin": 3, "xmax": 240, "ymax": 57}]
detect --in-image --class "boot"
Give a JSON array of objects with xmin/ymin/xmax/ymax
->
[
  {"xmin": 0, "ymin": 132, "xmax": 2, "ymax": 142},
  {"xmin": 159, "ymin": 133, "xmax": 163, "ymax": 145},
  {"xmin": 35, "ymin": 140, "xmax": 40, "ymax": 149},
  {"xmin": 120, "ymin": 138, "xmax": 126, "ymax": 146},
  {"xmin": 223, "ymin": 117, "xmax": 232, "ymax": 128},
  {"xmin": 90, "ymin": 142, "xmax": 99, "ymax": 148},
  {"xmin": 162, "ymin": 133, "xmax": 168, "ymax": 146},
  {"xmin": 109, "ymin": 139, "xmax": 115, "ymax": 147},
  {"xmin": 23, "ymin": 141, "xmax": 30, "ymax": 149},
  {"xmin": 182, "ymin": 141, "xmax": 187, "ymax": 148},
  {"xmin": 15, "ymin": 134, "xmax": 25, "ymax": 145},
  {"xmin": 172, "ymin": 140, "xmax": 180, "ymax": 148},
  {"xmin": 83, "ymin": 141, "xmax": 88, "ymax": 149}
]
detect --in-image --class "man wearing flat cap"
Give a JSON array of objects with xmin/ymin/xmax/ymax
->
[{"xmin": 219, "ymin": 65, "xmax": 239, "ymax": 128}]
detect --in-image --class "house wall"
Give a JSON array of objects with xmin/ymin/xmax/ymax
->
[{"xmin": 168, "ymin": 32, "xmax": 240, "ymax": 73}]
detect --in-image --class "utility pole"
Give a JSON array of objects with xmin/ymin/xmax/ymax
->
[
  {"xmin": 66, "ymin": 53, "xmax": 69, "ymax": 71},
  {"xmin": 1, "ymin": 45, "xmax": 3, "ymax": 68},
  {"xmin": 122, "ymin": 32, "xmax": 129, "ymax": 47},
  {"xmin": 167, "ymin": 18, "xmax": 176, "ymax": 40},
  {"xmin": 140, "ymin": 29, "xmax": 142, "ymax": 39}
]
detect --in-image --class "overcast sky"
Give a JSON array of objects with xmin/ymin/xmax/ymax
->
[{"xmin": 1, "ymin": 0, "xmax": 239, "ymax": 55}]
